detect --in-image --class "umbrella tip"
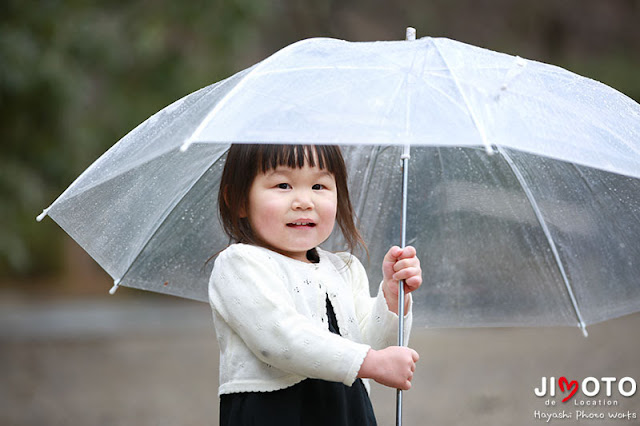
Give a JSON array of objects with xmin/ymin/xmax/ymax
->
[
  {"xmin": 109, "ymin": 279, "xmax": 121, "ymax": 295},
  {"xmin": 36, "ymin": 208, "xmax": 49, "ymax": 222},
  {"xmin": 406, "ymin": 27, "xmax": 416, "ymax": 41},
  {"xmin": 579, "ymin": 322, "xmax": 588, "ymax": 338}
]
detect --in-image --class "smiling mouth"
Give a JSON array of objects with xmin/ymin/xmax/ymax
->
[{"xmin": 287, "ymin": 222, "xmax": 316, "ymax": 227}]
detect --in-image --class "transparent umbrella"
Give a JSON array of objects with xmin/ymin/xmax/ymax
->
[
  {"xmin": 38, "ymin": 32, "xmax": 640, "ymax": 336},
  {"xmin": 36, "ymin": 28, "xmax": 640, "ymax": 426}
]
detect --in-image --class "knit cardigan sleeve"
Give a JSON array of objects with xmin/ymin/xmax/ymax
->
[{"xmin": 209, "ymin": 245, "xmax": 371, "ymax": 387}]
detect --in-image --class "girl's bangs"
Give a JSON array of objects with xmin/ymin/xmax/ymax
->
[{"xmin": 258, "ymin": 145, "xmax": 336, "ymax": 173}]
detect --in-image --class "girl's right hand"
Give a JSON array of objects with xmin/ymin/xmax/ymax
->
[{"xmin": 357, "ymin": 346, "xmax": 419, "ymax": 390}]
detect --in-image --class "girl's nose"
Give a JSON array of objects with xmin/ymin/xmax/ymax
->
[{"xmin": 292, "ymin": 191, "xmax": 313, "ymax": 210}]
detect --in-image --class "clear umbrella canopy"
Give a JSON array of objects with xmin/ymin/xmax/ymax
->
[{"xmin": 38, "ymin": 36, "xmax": 640, "ymax": 331}]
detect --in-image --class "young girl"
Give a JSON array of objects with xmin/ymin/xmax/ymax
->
[{"xmin": 209, "ymin": 144, "xmax": 422, "ymax": 425}]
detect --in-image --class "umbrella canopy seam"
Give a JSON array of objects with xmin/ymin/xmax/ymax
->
[
  {"xmin": 182, "ymin": 64, "xmax": 260, "ymax": 151},
  {"xmin": 432, "ymin": 38, "xmax": 494, "ymax": 155},
  {"xmin": 498, "ymin": 146, "xmax": 588, "ymax": 336},
  {"xmin": 491, "ymin": 79, "xmax": 640, "ymax": 176},
  {"xmin": 38, "ymin": 83, "xmax": 230, "ymax": 219},
  {"xmin": 182, "ymin": 37, "xmax": 349, "ymax": 150}
]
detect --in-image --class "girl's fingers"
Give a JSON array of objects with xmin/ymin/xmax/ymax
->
[
  {"xmin": 383, "ymin": 246, "xmax": 402, "ymax": 264},
  {"xmin": 392, "ymin": 258, "xmax": 420, "ymax": 276},
  {"xmin": 392, "ymin": 267, "xmax": 422, "ymax": 284},
  {"xmin": 391, "ymin": 270, "xmax": 420, "ymax": 289},
  {"xmin": 383, "ymin": 245, "xmax": 422, "ymax": 294},
  {"xmin": 396, "ymin": 245, "xmax": 417, "ymax": 260},
  {"xmin": 384, "ymin": 246, "xmax": 417, "ymax": 264},
  {"xmin": 392, "ymin": 264, "xmax": 421, "ymax": 278}
]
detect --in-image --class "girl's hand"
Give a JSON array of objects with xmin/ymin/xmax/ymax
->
[
  {"xmin": 381, "ymin": 245, "xmax": 422, "ymax": 314},
  {"xmin": 357, "ymin": 346, "xmax": 419, "ymax": 390}
]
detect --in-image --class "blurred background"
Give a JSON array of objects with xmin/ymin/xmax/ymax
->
[{"xmin": 1, "ymin": 1, "xmax": 639, "ymax": 425}]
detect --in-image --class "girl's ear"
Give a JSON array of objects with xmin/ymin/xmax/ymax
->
[
  {"xmin": 222, "ymin": 184, "xmax": 248, "ymax": 218},
  {"xmin": 238, "ymin": 202, "xmax": 247, "ymax": 219}
]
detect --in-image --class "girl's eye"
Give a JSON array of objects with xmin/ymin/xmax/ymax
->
[
  {"xmin": 312, "ymin": 184, "xmax": 324, "ymax": 190},
  {"xmin": 277, "ymin": 183, "xmax": 291, "ymax": 189}
]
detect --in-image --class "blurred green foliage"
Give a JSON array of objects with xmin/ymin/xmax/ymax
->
[
  {"xmin": 0, "ymin": 0, "xmax": 268, "ymax": 277},
  {"xmin": 1, "ymin": 0, "xmax": 638, "ymax": 280}
]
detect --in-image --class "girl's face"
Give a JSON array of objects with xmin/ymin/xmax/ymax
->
[{"xmin": 245, "ymin": 161, "xmax": 338, "ymax": 262}]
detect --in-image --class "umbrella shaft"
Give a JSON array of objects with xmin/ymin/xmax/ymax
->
[
  {"xmin": 396, "ymin": 389, "xmax": 404, "ymax": 426},
  {"xmin": 398, "ymin": 155, "xmax": 409, "ymax": 343},
  {"xmin": 396, "ymin": 153, "xmax": 410, "ymax": 426}
]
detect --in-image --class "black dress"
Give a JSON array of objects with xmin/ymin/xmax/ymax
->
[{"xmin": 219, "ymin": 296, "xmax": 377, "ymax": 426}]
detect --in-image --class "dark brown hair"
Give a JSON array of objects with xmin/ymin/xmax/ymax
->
[{"xmin": 218, "ymin": 144, "xmax": 365, "ymax": 254}]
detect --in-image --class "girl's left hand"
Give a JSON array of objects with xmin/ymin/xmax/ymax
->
[{"xmin": 382, "ymin": 245, "xmax": 422, "ymax": 301}]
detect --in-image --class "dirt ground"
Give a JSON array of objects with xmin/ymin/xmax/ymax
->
[{"xmin": 1, "ymin": 294, "xmax": 639, "ymax": 426}]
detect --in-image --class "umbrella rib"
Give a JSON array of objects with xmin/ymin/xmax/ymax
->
[
  {"xmin": 432, "ymin": 40, "xmax": 494, "ymax": 154},
  {"xmin": 38, "ymin": 138, "xmax": 183, "ymax": 221},
  {"xmin": 183, "ymin": 40, "xmax": 404, "ymax": 148},
  {"xmin": 498, "ymin": 147, "xmax": 588, "ymax": 336},
  {"xmin": 113, "ymin": 144, "xmax": 228, "ymax": 294},
  {"xmin": 489, "ymin": 72, "xmax": 640, "ymax": 175},
  {"xmin": 38, "ymin": 82, "xmax": 232, "ymax": 217},
  {"xmin": 182, "ymin": 65, "xmax": 258, "ymax": 150}
]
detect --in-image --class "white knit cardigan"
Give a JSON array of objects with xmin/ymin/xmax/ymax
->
[{"xmin": 208, "ymin": 243, "xmax": 412, "ymax": 395}]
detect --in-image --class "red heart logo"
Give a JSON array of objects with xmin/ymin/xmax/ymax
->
[{"xmin": 559, "ymin": 376, "xmax": 578, "ymax": 402}]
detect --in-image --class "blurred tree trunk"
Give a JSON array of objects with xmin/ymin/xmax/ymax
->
[{"xmin": 61, "ymin": 237, "xmax": 111, "ymax": 296}]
